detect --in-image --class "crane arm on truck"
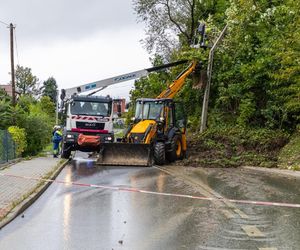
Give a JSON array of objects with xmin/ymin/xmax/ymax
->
[{"xmin": 60, "ymin": 60, "xmax": 188, "ymax": 100}]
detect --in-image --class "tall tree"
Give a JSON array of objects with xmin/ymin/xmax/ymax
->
[
  {"xmin": 15, "ymin": 65, "xmax": 40, "ymax": 96},
  {"xmin": 133, "ymin": 0, "xmax": 228, "ymax": 57},
  {"xmin": 41, "ymin": 77, "xmax": 58, "ymax": 103},
  {"xmin": 213, "ymin": 0, "xmax": 300, "ymax": 129}
]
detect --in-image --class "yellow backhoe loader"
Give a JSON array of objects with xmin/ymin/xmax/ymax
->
[{"xmin": 97, "ymin": 60, "xmax": 200, "ymax": 166}]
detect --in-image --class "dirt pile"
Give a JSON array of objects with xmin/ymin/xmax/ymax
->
[{"xmin": 177, "ymin": 128, "xmax": 288, "ymax": 168}]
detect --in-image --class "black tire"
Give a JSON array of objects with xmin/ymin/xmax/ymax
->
[
  {"xmin": 61, "ymin": 143, "xmax": 71, "ymax": 159},
  {"xmin": 154, "ymin": 142, "xmax": 165, "ymax": 165},
  {"xmin": 180, "ymin": 150, "xmax": 186, "ymax": 160},
  {"xmin": 166, "ymin": 135, "xmax": 183, "ymax": 162}
]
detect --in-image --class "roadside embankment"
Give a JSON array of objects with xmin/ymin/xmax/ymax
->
[
  {"xmin": 277, "ymin": 131, "xmax": 300, "ymax": 170},
  {"xmin": 179, "ymin": 126, "xmax": 295, "ymax": 169}
]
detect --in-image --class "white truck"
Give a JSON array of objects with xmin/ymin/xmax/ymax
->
[{"xmin": 59, "ymin": 60, "xmax": 188, "ymax": 158}]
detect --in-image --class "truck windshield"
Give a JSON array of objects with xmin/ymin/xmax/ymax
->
[
  {"xmin": 71, "ymin": 101, "xmax": 111, "ymax": 116},
  {"xmin": 135, "ymin": 101, "xmax": 163, "ymax": 120}
]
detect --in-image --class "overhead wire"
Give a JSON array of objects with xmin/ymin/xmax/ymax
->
[
  {"xmin": 14, "ymin": 26, "xmax": 20, "ymax": 65},
  {"xmin": 0, "ymin": 20, "xmax": 9, "ymax": 26}
]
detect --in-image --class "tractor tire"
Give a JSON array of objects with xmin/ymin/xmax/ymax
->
[
  {"xmin": 167, "ymin": 135, "xmax": 183, "ymax": 162},
  {"xmin": 61, "ymin": 143, "xmax": 71, "ymax": 159},
  {"xmin": 154, "ymin": 142, "xmax": 165, "ymax": 165}
]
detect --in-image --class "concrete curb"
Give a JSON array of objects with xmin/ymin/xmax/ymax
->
[
  {"xmin": 242, "ymin": 166, "xmax": 300, "ymax": 178},
  {"xmin": 0, "ymin": 159, "xmax": 69, "ymax": 229}
]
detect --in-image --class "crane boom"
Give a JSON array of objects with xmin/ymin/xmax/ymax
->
[{"xmin": 62, "ymin": 60, "xmax": 188, "ymax": 98}]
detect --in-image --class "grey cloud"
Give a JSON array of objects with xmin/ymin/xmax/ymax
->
[{"xmin": 0, "ymin": 0, "xmax": 138, "ymax": 43}]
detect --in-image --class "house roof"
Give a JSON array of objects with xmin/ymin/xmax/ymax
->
[{"xmin": 0, "ymin": 84, "xmax": 13, "ymax": 96}]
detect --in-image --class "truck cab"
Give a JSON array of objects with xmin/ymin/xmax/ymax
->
[{"xmin": 61, "ymin": 95, "xmax": 114, "ymax": 158}]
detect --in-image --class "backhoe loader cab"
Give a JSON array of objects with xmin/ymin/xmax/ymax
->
[
  {"xmin": 128, "ymin": 98, "xmax": 187, "ymax": 164},
  {"xmin": 134, "ymin": 99, "xmax": 164, "ymax": 121}
]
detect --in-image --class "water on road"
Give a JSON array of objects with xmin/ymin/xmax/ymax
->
[{"xmin": 0, "ymin": 153, "xmax": 299, "ymax": 250}]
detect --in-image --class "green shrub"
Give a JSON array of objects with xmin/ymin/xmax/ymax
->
[
  {"xmin": 21, "ymin": 113, "xmax": 52, "ymax": 156},
  {"xmin": 8, "ymin": 126, "xmax": 27, "ymax": 156}
]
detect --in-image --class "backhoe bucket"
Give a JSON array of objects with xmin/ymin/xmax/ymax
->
[{"xmin": 97, "ymin": 143, "xmax": 152, "ymax": 167}]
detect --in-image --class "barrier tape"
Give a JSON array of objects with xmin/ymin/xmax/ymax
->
[{"xmin": 1, "ymin": 172, "xmax": 300, "ymax": 209}]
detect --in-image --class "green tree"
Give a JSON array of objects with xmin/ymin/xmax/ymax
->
[
  {"xmin": 213, "ymin": 0, "xmax": 300, "ymax": 130},
  {"xmin": 15, "ymin": 65, "xmax": 40, "ymax": 96},
  {"xmin": 20, "ymin": 113, "xmax": 52, "ymax": 155},
  {"xmin": 41, "ymin": 77, "xmax": 58, "ymax": 103},
  {"xmin": 133, "ymin": 0, "xmax": 228, "ymax": 56},
  {"xmin": 16, "ymin": 99, "xmax": 54, "ymax": 155},
  {"xmin": 39, "ymin": 96, "xmax": 56, "ymax": 120}
]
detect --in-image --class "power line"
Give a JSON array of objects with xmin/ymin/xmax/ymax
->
[
  {"xmin": 14, "ymin": 26, "xmax": 20, "ymax": 65},
  {"xmin": 0, "ymin": 20, "xmax": 9, "ymax": 26}
]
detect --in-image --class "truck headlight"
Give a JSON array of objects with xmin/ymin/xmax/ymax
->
[
  {"xmin": 105, "ymin": 136, "xmax": 112, "ymax": 141},
  {"xmin": 66, "ymin": 134, "xmax": 74, "ymax": 138}
]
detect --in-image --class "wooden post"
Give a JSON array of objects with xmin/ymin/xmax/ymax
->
[{"xmin": 10, "ymin": 23, "xmax": 16, "ymax": 107}]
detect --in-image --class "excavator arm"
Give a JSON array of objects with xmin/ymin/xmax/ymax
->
[{"xmin": 156, "ymin": 60, "xmax": 198, "ymax": 99}]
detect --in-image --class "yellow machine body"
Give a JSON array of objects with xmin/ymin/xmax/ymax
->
[{"xmin": 130, "ymin": 120, "xmax": 155, "ymax": 134}]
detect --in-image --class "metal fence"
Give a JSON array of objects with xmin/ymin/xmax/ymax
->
[{"xmin": 0, "ymin": 130, "xmax": 16, "ymax": 164}]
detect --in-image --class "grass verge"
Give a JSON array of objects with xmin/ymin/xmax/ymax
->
[{"xmin": 277, "ymin": 131, "xmax": 300, "ymax": 170}]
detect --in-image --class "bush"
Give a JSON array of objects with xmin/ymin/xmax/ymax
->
[
  {"xmin": 8, "ymin": 126, "xmax": 27, "ymax": 157},
  {"xmin": 21, "ymin": 114, "xmax": 52, "ymax": 156}
]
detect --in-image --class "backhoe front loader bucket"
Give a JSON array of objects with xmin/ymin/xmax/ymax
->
[{"xmin": 97, "ymin": 143, "xmax": 152, "ymax": 167}]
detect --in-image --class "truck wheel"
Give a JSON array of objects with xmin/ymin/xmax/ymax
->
[
  {"xmin": 61, "ymin": 143, "xmax": 71, "ymax": 159},
  {"xmin": 154, "ymin": 142, "xmax": 165, "ymax": 165},
  {"xmin": 167, "ymin": 135, "xmax": 182, "ymax": 162}
]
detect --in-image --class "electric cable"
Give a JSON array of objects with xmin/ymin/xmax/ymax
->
[
  {"xmin": 14, "ymin": 27, "xmax": 20, "ymax": 65},
  {"xmin": 0, "ymin": 20, "xmax": 9, "ymax": 26}
]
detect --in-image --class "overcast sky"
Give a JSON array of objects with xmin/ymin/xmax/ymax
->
[{"xmin": 0, "ymin": 0, "xmax": 151, "ymax": 100}]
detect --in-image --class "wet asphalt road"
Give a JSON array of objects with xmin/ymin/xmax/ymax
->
[{"xmin": 0, "ymin": 153, "xmax": 300, "ymax": 250}]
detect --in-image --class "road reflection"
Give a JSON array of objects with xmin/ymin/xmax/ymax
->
[{"xmin": 63, "ymin": 166, "xmax": 72, "ymax": 242}]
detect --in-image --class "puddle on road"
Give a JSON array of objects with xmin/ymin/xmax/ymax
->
[{"xmin": 203, "ymin": 167, "xmax": 300, "ymax": 249}]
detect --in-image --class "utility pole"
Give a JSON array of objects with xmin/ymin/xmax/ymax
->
[
  {"xmin": 10, "ymin": 23, "xmax": 16, "ymax": 106},
  {"xmin": 200, "ymin": 24, "xmax": 228, "ymax": 133}
]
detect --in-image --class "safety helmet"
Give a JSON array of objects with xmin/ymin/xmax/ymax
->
[{"xmin": 53, "ymin": 125, "xmax": 60, "ymax": 130}]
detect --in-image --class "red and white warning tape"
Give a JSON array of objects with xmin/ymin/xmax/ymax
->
[{"xmin": 1, "ymin": 172, "xmax": 300, "ymax": 209}]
